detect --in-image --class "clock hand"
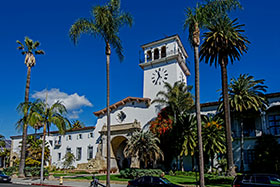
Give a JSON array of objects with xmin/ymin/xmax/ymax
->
[{"xmin": 155, "ymin": 76, "xmax": 160, "ymax": 85}]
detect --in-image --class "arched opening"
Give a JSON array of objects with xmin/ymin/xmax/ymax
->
[
  {"xmin": 147, "ymin": 50, "xmax": 152, "ymax": 62},
  {"xmin": 161, "ymin": 46, "xmax": 166, "ymax": 58},
  {"xmin": 154, "ymin": 48, "xmax": 159, "ymax": 60},
  {"xmin": 111, "ymin": 136, "xmax": 131, "ymax": 170}
]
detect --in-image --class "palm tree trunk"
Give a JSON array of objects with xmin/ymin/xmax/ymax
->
[
  {"xmin": 105, "ymin": 42, "xmax": 111, "ymax": 187},
  {"xmin": 193, "ymin": 23, "xmax": 205, "ymax": 186},
  {"xmin": 40, "ymin": 123, "xmax": 47, "ymax": 184},
  {"xmin": 194, "ymin": 46, "xmax": 205, "ymax": 186},
  {"xmin": 19, "ymin": 66, "xmax": 32, "ymax": 177},
  {"xmin": 240, "ymin": 119, "xmax": 244, "ymax": 172},
  {"xmin": 180, "ymin": 156, "xmax": 184, "ymax": 171},
  {"xmin": 220, "ymin": 61, "xmax": 235, "ymax": 176}
]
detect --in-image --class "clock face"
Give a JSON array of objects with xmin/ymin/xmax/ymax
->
[{"xmin": 151, "ymin": 67, "xmax": 168, "ymax": 85}]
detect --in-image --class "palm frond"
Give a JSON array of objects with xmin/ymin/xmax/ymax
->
[{"xmin": 69, "ymin": 18, "xmax": 98, "ymax": 45}]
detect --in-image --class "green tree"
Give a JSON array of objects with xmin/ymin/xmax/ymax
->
[
  {"xmin": 221, "ymin": 74, "xmax": 267, "ymax": 172},
  {"xmin": 202, "ymin": 115, "xmax": 226, "ymax": 172},
  {"xmin": 251, "ymin": 135, "xmax": 280, "ymax": 173},
  {"xmin": 62, "ymin": 152, "xmax": 76, "ymax": 170},
  {"xmin": 200, "ymin": 17, "xmax": 250, "ymax": 176},
  {"xmin": 124, "ymin": 130, "xmax": 163, "ymax": 169},
  {"xmin": 0, "ymin": 134, "xmax": 9, "ymax": 168},
  {"xmin": 19, "ymin": 136, "xmax": 50, "ymax": 167},
  {"xmin": 152, "ymin": 81, "xmax": 194, "ymax": 171},
  {"xmin": 180, "ymin": 114, "xmax": 197, "ymax": 170},
  {"xmin": 0, "ymin": 134, "xmax": 5, "ymax": 148},
  {"xmin": 29, "ymin": 99, "xmax": 70, "ymax": 183},
  {"xmin": 16, "ymin": 37, "xmax": 45, "ymax": 177},
  {"xmin": 69, "ymin": 1, "xmax": 133, "ymax": 185}
]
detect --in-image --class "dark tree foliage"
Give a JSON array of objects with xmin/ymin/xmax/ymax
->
[{"xmin": 250, "ymin": 134, "xmax": 280, "ymax": 174}]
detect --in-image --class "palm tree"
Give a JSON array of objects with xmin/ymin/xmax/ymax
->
[
  {"xmin": 200, "ymin": 17, "xmax": 250, "ymax": 176},
  {"xmin": 69, "ymin": 1, "xmax": 133, "ymax": 185},
  {"xmin": 153, "ymin": 81, "xmax": 194, "ymax": 171},
  {"xmin": 124, "ymin": 130, "xmax": 163, "ymax": 168},
  {"xmin": 180, "ymin": 114, "xmax": 197, "ymax": 171},
  {"xmin": 184, "ymin": 5, "xmax": 208, "ymax": 185},
  {"xmin": 202, "ymin": 115, "xmax": 226, "ymax": 172},
  {"xmin": 71, "ymin": 120, "xmax": 85, "ymax": 129},
  {"xmin": 184, "ymin": 0, "xmax": 241, "ymax": 183},
  {"xmin": 29, "ymin": 99, "xmax": 70, "ymax": 184},
  {"xmin": 16, "ymin": 37, "xmax": 44, "ymax": 177},
  {"xmin": 222, "ymin": 74, "xmax": 267, "ymax": 172}
]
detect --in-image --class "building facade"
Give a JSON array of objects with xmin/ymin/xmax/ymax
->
[
  {"xmin": 200, "ymin": 93, "xmax": 280, "ymax": 172},
  {"xmin": 10, "ymin": 35, "xmax": 190, "ymax": 170}
]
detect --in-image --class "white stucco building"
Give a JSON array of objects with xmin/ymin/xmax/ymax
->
[
  {"xmin": 10, "ymin": 127, "xmax": 95, "ymax": 168},
  {"xmin": 10, "ymin": 35, "xmax": 191, "ymax": 170}
]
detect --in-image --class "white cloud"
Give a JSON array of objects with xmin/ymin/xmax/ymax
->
[{"xmin": 32, "ymin": 88, "xmax": 93, "ymax": 119}]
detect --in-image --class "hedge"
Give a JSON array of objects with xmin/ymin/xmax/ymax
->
[
  {"xmin": 3, "ymin": 166, "xmax": 18, "ymax": 176},
  {"xmin": 24, "ymin": 167, "xmax": 49, "ymax": 177},
  {"xmin": 120, "ymin": 168, "xmax": 163, "ymax": 179}
]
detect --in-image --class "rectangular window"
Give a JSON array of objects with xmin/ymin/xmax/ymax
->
[
  {"xmin": 76, "ymin": 147, "xmax": 82, "ymax": 161},
  {"xmin": 89, "ymin": 133, "xmax": 93, "ymax": 138},
  {"xmin": 66, "ymin": 147, "xmax": 71, "ymax": 153},
  {"xmin": 49, "ymin": 140, "xmax": 53, "ymax": 146},
  {"xmin": 268, "ymin": 114, "xmax": 280, "ymax": 135},
  {"xmin": 68, "ymin": 135, "xmax": 72, "ymax": 140},
  {"xmin": 88, "ymin": 146, "xmax": 93, "ymax": 160},
  {"xmin": 79, "ymin": 134, "xmax": 82, "ymax": 139},
  {"xmin": 58, "ymin": 153, "xmax": 61, "ymax": 161}
]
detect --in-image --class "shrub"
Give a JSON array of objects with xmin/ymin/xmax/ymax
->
[
  {"xmin": 120, "ymin": 168, "xmax": 163, "ymax": 179},
  {"xmin": 24, "ymin": 167, "xmax": 49, "ymax": 177},
  {"xmin": 3, "ymin": 167, "xmax": 18, "ymax": 176}
]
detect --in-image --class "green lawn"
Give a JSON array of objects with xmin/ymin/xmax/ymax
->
[{"xmin": 51, "ymin": 172, "xmax": 232, "ymax": 187}]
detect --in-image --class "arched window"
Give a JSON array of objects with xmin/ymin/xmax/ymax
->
[
  {"xmin": 161, "ymin": 46, "xmax": 166, "ymax": 58},
  {"xmin": 154, "ymin": 48, "xmax": 159, "ymax": 60},
  {"xmin": 147, "ymin": 50, "xmax": 152, "ymax": 61}
]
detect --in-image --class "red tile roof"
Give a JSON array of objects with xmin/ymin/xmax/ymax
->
[
  {"xmin": 93, "ymin": 97, "xmax": 151, "ymax": 117},
  {"xmin": 10, "ymin": 126, "xmax": 95, "ymax": 139}
]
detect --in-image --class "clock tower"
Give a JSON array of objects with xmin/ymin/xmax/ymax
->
[{"xmin": 139, "ymin": 35, "xmax": 190, "ymax": 101}]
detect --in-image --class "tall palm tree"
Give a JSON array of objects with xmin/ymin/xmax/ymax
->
[
  {"xmin": 29, "ymin": 99, "xmax": 70, "ymax": 184},
  {"xmin": 184, "ymin": 5, "xmax": 208, "ymax": 185},
  {"xmin": 223, "ymin": 74, "xmax": 267, "ymax": 172},
  {"xmin": 202, "ymin": 115, "xmax": 226, "ymax": 172},
  {"xmin": 184, "ymin": 0, "xmax": 241, "ymax": 183},
  {"xmin": 124, "ymin": 130, "xmax": 163, "ymax": 168},
  {"xmin": 153, "ymin": 81, "xmax": 194, "ymax": 171},
  {"xmin": 16, "ymin": 37, "xmax": 44, "ymax": 177},
  {"xmin": 69, "ymin": 1, "xmax": 133, "ymax": 185},
  {"xmin": 200, "ymin": 17, "xmax": 250, "ymax": 176}
]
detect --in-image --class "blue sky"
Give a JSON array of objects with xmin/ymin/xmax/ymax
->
[{"xmin": 0, "ymin": 0, "xmax": 279, "ymax": 138}]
